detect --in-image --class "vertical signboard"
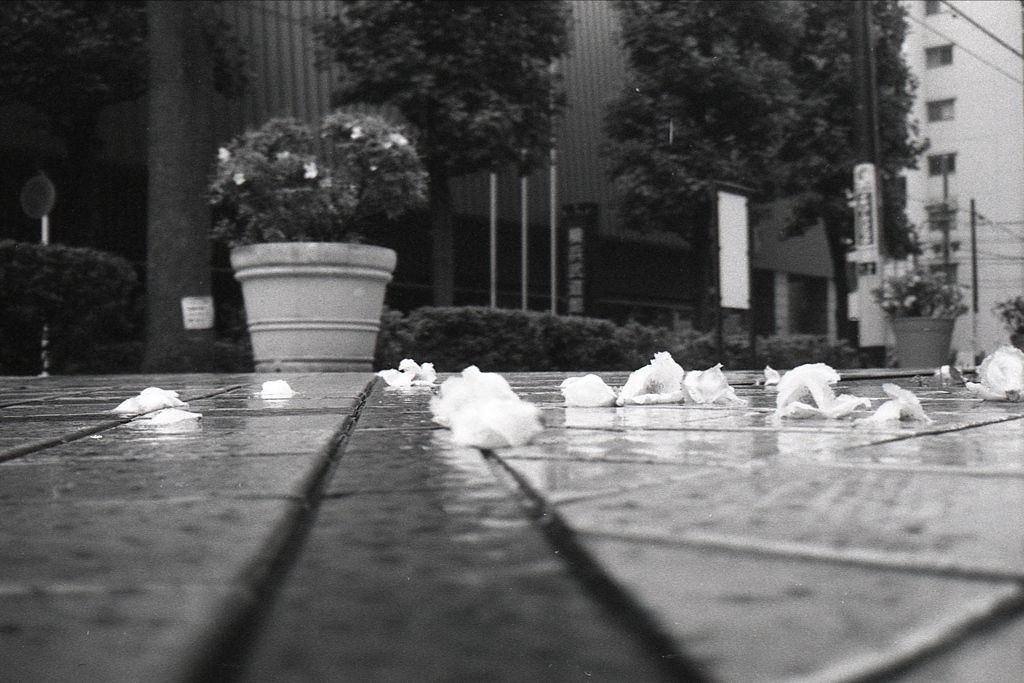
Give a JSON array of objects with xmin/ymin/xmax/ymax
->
[
  {"xmin": 717, "ymin": 189, "xmax": 750, "ymax": 310},
  {"xmin": 852, "ymin": 162, "xmax": 880, "ymax": 261},
  {"xmin": 562, "ymin": 203, "xmax": 597, "ymax": 315},
  {"xmin": 848, "ymin": 162, "xmax": 885, "ymax": 347}
]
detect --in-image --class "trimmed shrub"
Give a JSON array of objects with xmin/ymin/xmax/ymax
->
[
  {"xmin": 375, "ymin": 306, "xmax": 861, "ymax": 372},
  {"xmin": 0, "ymin": 240, "xmax": 143, "ymax": 374},
  {"xmin": 379, "ymin": 306, "xmax": 549, "ymax": 372}
]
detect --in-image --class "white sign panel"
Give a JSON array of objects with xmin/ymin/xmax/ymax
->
[
  {"xmin": 718, "ymin": 190, "xmax": 750, "ymax": 310},
  {"xmin": 181, "ymin": 295, "xmax": 215, "ymax": 330}
]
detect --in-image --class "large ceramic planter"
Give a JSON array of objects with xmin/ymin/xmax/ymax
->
[
  {"xmin": 890, "ymin": 316, "xmax": 956, "ymax": 369},
  {"xmin": 230, "ymin": 242, "xmax": 397, "ymax": 372}
]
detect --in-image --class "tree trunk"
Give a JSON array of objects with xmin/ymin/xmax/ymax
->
[
  {"xmin": 142, "ymin": 0, "xmax": 217, "ymax": 372},
  {"xmin": 429, "ymin": 166, "xmax": 455, "ymax": 306}
]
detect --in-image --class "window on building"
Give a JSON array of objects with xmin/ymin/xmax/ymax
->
[
  {"xmin": 926, "ymin": 203, "xmax": 957, "ymax": 232},
  {"xmin": 787, "ymin": 274, "xmax": 828, "ymax": 335},
  {"xmin": 929, "ymin": 262, "xmax": 959, "ymax": 283},
  {"xmin": 928, "ymin": 153, "xmax": 956, "ymax": 176},
  {"xmin": 925, "ymin": 44, "xmax": 954, "ymax": 68},
  {"xmin": 927, "ymin": 98, "xmax": 955, "ymax": 122},
  {"xmin": 925, "ymin": 0, "xmax": 941, "ymax": 15}
]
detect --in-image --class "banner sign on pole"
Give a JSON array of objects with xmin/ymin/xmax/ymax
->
[{"xmin": 851, "ymin": 162, "xmax": 880, "ymax": 263}]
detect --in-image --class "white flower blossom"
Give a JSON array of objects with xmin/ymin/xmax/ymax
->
[
  {"xmin": 377, "ymin": 358, "xmax": 437, "ymax": 388},
  {"xmin": 217, "ymin": 147, "xmax": 231, "ymax": 162},
  {"xmin": 350, "ymin": 126, "xmax": 364, "ymax": 140},
  {"xmin": 617, "ymin": 351, "xmax": 686, "ymax": 405},
  {"xmin": 430, "ymin": 366, "xmax": 543, "ymax": 447},
  {"xmin": 775, "ymin": 363, "xmax": 871, "ymax": 419},
  {"xmin": 560, "ymin": 374, "xmax": 617, "ymax": 407},
  {"xmin": 389, "ymin": 133, "xmax": 409, "ymax": 147},
  {"xmin": 966, "ymin": 346, "xmax": 1024, "ymax": 401},
  {"xmin": 233, "ymin": 172, "xmax": 246, "ymax": 185},
  {"xmin": 303, "ymin": 161, "xmax": 318, "ymax": 179}
]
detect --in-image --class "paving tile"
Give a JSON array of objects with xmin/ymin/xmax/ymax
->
[
  {"xmin": 893, "ymin": 611, "xmax": 1024, "ymax": 683},
  {"xmin": 0, "ymin": 583, "xmax": 245, "ymax": 683},
  {"xmin": 0, "ymin": 452, "xmax": 322, "ymax": 502},
  {"xmin": 533, "ymin": 464, "xmax": 1024, "ymax": 577},
  {"xmin": 0, "ymin": 497, "xmax": 298, "ymax": 586},
  {"xmin": 242, "ymin": 448, "xmax": 672, "ymax": 683},
  {"xmin": 580, "ymin": 538, "xmax": 1022, "ymax": 683}
]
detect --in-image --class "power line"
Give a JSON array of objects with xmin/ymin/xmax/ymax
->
[
  {"xmin": 940, "ymin": 1, "xmax": 1024, "ymax": 61},
  {"xmin": 905, "ymin": 12, "xmax": 1023, "ymax": 86}
]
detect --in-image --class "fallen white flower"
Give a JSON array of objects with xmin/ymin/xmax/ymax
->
[
  {"xmin": 377, "ymin": 358, "xmax": 437, "ymax": 388},
  {"xmin": 857, "ymin": 383, "xmax": 933, "ymax": 424},
  {"xmin": 112, "ymin": 387, "xmax": 187, "ymax": 415},
  {"xmin": 763, "ymin": 366, "xmax": 781, "ymax": 386},
  {"xmin": 560, "ymin": 374, "xmax": 617, "ymax": 407},
  {"xmin": 447, "ymin": 399, "xmax": 544, "ymax": 448},
  {"xmin": 430, "ymin": 366, "xmax": 543, "ymax": 448},
  {"xmin": 966, "ymin": 346, "xmax": 1024, "ymax": 401},
  {"xmin": 683, "ymin": 364, "xmax": 747, "ymax": 405},
  {"xmin": 430, "ymin": 366, "xmax": 521, "ymax": 428},
  {"xmin": 131, "ymin": 408, "xmax": 201, "ymax": 425},
  {"xmin": 775, "ymin": 363, "xmax": 870, "ymax": 419},
  {"xmin": 260, "ymin": 380, "xmax": 296, "ymax": 399},
  {"xmin": 777, "ymin": 393, "xmax": 872, "ymax": 419},
  {"xmin": 617, "ymin": 351, "xmax": 685, "ymax": 406}
]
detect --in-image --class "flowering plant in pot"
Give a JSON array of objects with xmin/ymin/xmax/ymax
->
[
  {"xmin": 873, "ymin": 267, "xmax": 968, "ymax": 368},
  {"xmin": 209, "ymin": 106, "xmax": 428, "ymax": 372},
  {"xmin": 995, "ymin": 295, "xmax": 1024, "ymax": 349}
]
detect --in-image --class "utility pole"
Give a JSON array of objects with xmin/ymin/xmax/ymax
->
[
  {"xmin": 849, "ymin": 0, "xmax": 886, "ymax": 364},
  {"xmin": 941, "ymin": 162, "xmax": 952, "ymax": 274},
  {"xmin": 970, "ymin": 198, "xmax": 979, "ymax": 363}
]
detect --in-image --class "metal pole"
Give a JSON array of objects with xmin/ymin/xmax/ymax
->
[
  {"xmin": 489, "ymin": 172, "xmax": 498, "ymax": 309},
  {"xmin": 549, "ymin": 147, "xmax": 557, "ymax": 314},
  {"xmin": 521, "ymin": 174, "xmax": 528, "ymax": 311},
  {"xmin": 709, "ymin": 186, "xmax": 723, "ymax": 359},
  {"xmin": 971, "ymin": 198, "xmax": 979, "ymax": 365},
  {"xmin": 40, "ymin": 213, "xmax": 50, "ymax": 377},
  {"xmin": 942, "ymin": 165, "xmax": 951, "ymax": 271}
]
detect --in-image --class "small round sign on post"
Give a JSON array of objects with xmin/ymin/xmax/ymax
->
[
  {"xmin": 20, "ymin": 172, "xmax": 56, "ymax": 244},
  {"xmin": 20, "ymin": 172, "xmax": 57, "ymax": 376},
  {"xmin": 20, "ymin": 171, "xmax": 56, "ymax": 219}
]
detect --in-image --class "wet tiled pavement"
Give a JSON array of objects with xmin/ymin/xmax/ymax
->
[{"xmin": 1, "ymin": 370, "xmax": 1023, "ymax": 682}]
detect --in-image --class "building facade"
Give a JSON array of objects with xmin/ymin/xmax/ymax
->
[{"xmin": 902, "ymin": 0, "xmax": 1024, "ymax": 361}]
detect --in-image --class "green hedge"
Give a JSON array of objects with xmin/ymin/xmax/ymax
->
[
  {"xmin": 375, "ymin": 306, "xmax": 860, "ymax": 372},
  {"xmin": 0, "ymin": 240, "xmax": 143, "ymax": 375}
]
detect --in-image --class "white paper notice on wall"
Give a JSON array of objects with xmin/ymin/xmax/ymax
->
[
  {"xmin": 181, "ymin": 295, "xmax": 215, "ymax": 330},
  {"xmin": 718, "ymin": 190, "xmax": 750, "ymax": 310}
]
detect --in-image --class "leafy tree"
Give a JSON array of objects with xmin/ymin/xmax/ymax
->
[
  {"xmin": 605, "ymin": 0, "xmax": 924, "ymax": 336},
  {"xmin": 779, "ymin": 1, "xmax": 924, "ymax": 314},
  {"xmin": 0, "ymin": 1, "xmax": 148, "ymax": 163},
  {"xmin": 605, "ymin": 0, "xmax": 805, "ymax": 241},
  {"xmin": 0, "ymin": 1, "xmax": 246, "ymax": 245},
  {"xmin": 315, "ymin": 0, "xmax": 572, "ymax": 305},
  {"xmin": 0, "ymin": 1, "xmax": 147, "ymax": 244}
]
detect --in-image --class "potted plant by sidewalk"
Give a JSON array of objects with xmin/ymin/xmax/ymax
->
[
  {"xmin": 873, "ymin": 266, "xmax": 968, "ymax": 368},
  {"xmin": 210, "ymin": 106, "xmax": 428, "ymax": 371},
  {"xmin": 995, "ymin": 296, "xmax": 1024, "ymax": 351}
]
